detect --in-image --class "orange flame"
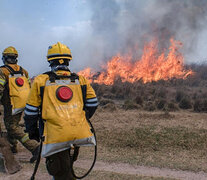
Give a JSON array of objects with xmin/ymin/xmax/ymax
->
[{"xmin": 78, "ymin": 38, "xmax": 193, "ymax": 85}]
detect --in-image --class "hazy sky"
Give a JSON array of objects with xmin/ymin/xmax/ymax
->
[
  {"xmin": 0, "ymin": 0, "xmax": 207, "ymax": 76},
  {"xmin": 0, "ymin": 0, "xmax": 92, "ymax": 75}
]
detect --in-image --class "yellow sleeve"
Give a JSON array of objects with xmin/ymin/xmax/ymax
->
[
  {"xmin": 0, "ymin": 69, "xmax": 6, "ymax": 99},
  {"xmin": 26, "ymin": 76, "xmax": 42, "ymax": 107},
  {"xmin": 79, "ymin": 75, "xmax": 98, "ymax": 110},
  {"xmin": 23, "ymin": 68, "xmax": 29, "ymax": 78},
  {"xmin": 86, "ymin": 79, "xmax": 97, "ymax": 99},
  {"xmin": 79, "ymin": 75, "xmax": 97, "ymax": 99}
]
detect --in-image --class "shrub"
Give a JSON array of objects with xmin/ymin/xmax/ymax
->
[
  {"xmin": 176, "ymin": 91, "xmax": 186, "ymax": 102},
  {"xmin": 123, "ymin": 83, "xmax": 131, "ymax": 96},
  {"xmin": 194, "ymin": 99, "xmax": 207, "ymax": 112},
  {"xmin": 134, "ymin": 95, "xmax": 143, "ymax": 106},
  {"xmin": 123, "ymin": 100, "xmax": 140, "ymax": 110},
  {"xmin": 99, "ymin": 99, "xmax": 115, "ymax": 106},
  {"xmin": 102, "ymin": 103, "xmax": 117, "ymax": 112},
  {"xmin": 156, "ymin": 99, "xmax": 167, "ymax": 110},
  {"xmin": 114, "ymin": 89, "xmax": 125, "ymax": 99},
  {"xmin": 156, "ymin": 88, "xmax": 167, "ymax": 99},
  {"xmin": 111, "ymin": 84, "xmax": 120, "ymax": 94},
  {"xmin": 144, "ymin": 101, "xmax": 156, "ymax": 111},
  {"xmin": 167, "ymin": 102, "xmax": 179, "ymax": 111},
  {"xmin": 149, "ymin": 87, "xmax": 156, "ymax": 95},
  {"xmin": 193, "ymin": 99, "xmax": 202, "ymax": 112},
  {"xmin": 102, "ymin": 93, "xmax": 116, "ymax": 99},
  {"xmin": 202, "ymin": 92, "xmax": 207, "ymax": 99},
  {"xmin": 94, "ymin": 84, "xmax": 107, "ymax": 97},
  {"xmin": 202, "ymin": 99, "xmax": 207, "ymax": 111},
  {"xmin": 192, "ymin": 92, "xmax": 197, "ymax": 100},
  {"xmin": 179, "ymin": 98, "xmax": 192, "ymax": 109}
]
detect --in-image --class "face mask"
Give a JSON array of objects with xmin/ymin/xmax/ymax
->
[
  {"xmin": 2, "ymin": 56, "xmax": 18, "ymax": 64},
  {"xmin": 51, "ymin": 65, "xmax": 69, "ymax": 71}
]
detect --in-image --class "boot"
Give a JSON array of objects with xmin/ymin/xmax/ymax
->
[
  {"xmin": 0, "ymin": 137, "xmax": 22, "ymax": 174},
  {"xmin": 30, "ymin": 145, "xmax": 40, "ymax": 163}
]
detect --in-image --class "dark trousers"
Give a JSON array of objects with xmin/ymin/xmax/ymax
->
[{"xmin": 46, "ymin": 149, "xmax": 76, "ymax": 180}]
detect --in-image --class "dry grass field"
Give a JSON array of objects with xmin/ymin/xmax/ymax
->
[
  {"xmin": 93, "ymin": 108, "xmax": 207, "ymax": 172},
  {"xmin": 1, "ymin": 106, "xmax": 207, "ymax": 179}
]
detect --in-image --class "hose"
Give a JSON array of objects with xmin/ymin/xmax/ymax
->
[
  {"xmin": 70, "ymin": 119, "xmax": 97, "ymax": 179},
  {"xmin": 30, "ymin": 140, "xmax": 43, "ymax": 180}
]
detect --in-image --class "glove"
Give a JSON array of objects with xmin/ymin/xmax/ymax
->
[{"xmin": 28, "ymin": 128, "xmax": 40, "ymax": 142}]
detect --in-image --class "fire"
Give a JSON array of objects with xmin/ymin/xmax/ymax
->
[{"xmin": 78, "ymin": 38, "xmax": 193, "ymax": 85}]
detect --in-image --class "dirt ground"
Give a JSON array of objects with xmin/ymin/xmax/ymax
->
[
  {"xmin": 1, "ymin": 150, "xmax": 207, "ymax": 180},
  {"xmin": 1, "ymin": 108, "xmax": 207, "ymax": 180}
]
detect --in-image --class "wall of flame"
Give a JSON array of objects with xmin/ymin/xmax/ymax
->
[{"xmin": 78, "ymin": 38, "xmax": 193, "ymax": 85}]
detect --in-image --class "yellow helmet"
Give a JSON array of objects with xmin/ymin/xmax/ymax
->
[
  {"xmin": 47, "ymin": 42, "xmax": 72, "ymax": 62},
  {"xmin": 2, "ymin": 46, "xmax": 18, "ymax": 57}
]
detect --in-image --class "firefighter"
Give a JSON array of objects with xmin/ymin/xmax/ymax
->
[
  {"xmin": 24, "ymin": 42, "xmax": 98, "ymax": 180},
  {"xmin": 0, "ymin": 46, "xmax": 39, "ymax": 163}
]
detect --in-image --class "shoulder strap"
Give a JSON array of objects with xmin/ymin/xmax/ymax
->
[
  {"xmin": 70, "ymin": 73, "xmax": 79, "ymax": 82},
  {"xmin": 1, "ymin": 65, "xmax": 23, "ymax": 76},
  {"xmin": 43, "ymin": 71, "xmax": 79, "ymax": 83},
  {"xmin": 43, "ymin": 71, "xmax": 56, "ymax": 83},
  {"xmin": 19, "ymin": 66, "xmax": 23, "ymax": 74},
  {"xmin": 1, "ymin": 65, "xmax": 15, "ymax": 76}
]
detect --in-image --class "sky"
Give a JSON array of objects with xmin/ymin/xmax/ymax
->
[
  {"xmin": 0, "ymin": 0, "xmax": 207, "ymax": 76},
  {"xmin": 0, "ymin": 0, "xmax": 92, "ymax": 75}
]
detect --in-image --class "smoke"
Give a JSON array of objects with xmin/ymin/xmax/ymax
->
[
  {"xmin": 86, "ymin": 0, "xmax": 207, "ymax": 65},
  {"xmin": 1, "ymin": 0, "xmax": 207, "ymax": 76},
  {"xmin": 86, "ymin": 0, "xmax": 121, "ymax": 63},
  {"xmin": 146, "ymin": 0, "xmax": 207, "ymax": 62}
]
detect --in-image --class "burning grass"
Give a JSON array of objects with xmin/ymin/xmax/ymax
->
[
  {"xmin": 79, "ymin": 38, "xmax": 193, "ymax": 85},
  {"xmin": 93, "ymin": 64, "xmax": 207, "ymax": 113}
]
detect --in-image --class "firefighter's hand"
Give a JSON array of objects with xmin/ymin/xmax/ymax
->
[{"xmin": 28, "ymin": 128, "xmax": 40, "ymax": 142}]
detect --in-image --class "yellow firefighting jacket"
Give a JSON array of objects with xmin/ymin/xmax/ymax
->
[
  {"xmin": 24, "ymin": 70, "xmax": 98, "ymax": 157},
  {"xmin": 0, "ymin": 64, "xmax": 30, "ymax": 115}
]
